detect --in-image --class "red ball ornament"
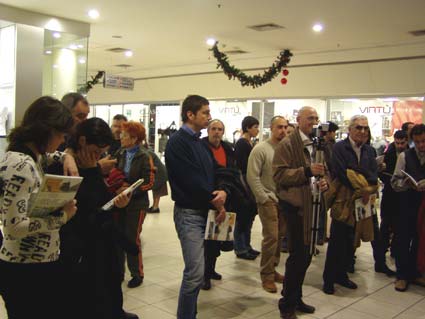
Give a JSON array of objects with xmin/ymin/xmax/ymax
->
[
  {"xmin": 282, "ymin": 69, "xmax": 289, "ymax": 76},
  {"xmin": 280, "ymin": 78, "xmax": 288, "ymax": 85}
]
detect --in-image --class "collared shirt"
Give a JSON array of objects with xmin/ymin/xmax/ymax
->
[
  {"xmin": 299, "ymin": 130, "xmax": 313, "ymax": 156},
  {"xmin": 349, "ymin": 136, "xmax": 363, "ymax": 163},
  {"xmin": 124, "ymin": 144, "xmax": 140, "ymax": 177},
  {"xmin": 182, "ymin": 124, "xmax": 201, "ymax": 138}
]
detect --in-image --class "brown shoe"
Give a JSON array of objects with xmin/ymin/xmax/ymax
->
[
  {"xmin": 395, "ymin": 279, "xmax": 408, "ymax": 292},
  {"xmin": 262, "ymin": 280, "xmax": 277, "ymax": 293},
  {"xmin": 280, "ymin": 310, "xmax": 297, "ymax": 319},
  {"xmin": 275, "ymin": 271, "xmax": 285, "ymax": 284}
]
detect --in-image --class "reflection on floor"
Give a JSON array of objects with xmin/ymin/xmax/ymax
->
[{"xmin": 1, "ymin": 194, "xmax": 424, "ymax": 319}]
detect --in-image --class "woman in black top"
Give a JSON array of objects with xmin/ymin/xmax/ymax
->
[
  {"xmin": 60, "ymin": 118, "xmax": 138, "ymax": 319},
  {"xmin": 234, "ymin": 116, "xmax": 260, "ymax": 260}
]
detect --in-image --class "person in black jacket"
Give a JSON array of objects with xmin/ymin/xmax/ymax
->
[
  {"xmin": 234, "ymin": 116, "xmax": 260, "ymax": 260},
  {"xmin": 165, "ymin": 95, "xmax": 228, "ymax": 319},
  {"xmin": 378, "ymin": 130, "xmax": 408, "ymax": 258},
  {"xmin": 59, "ymin": 118, "xmax": 138, "ymax": 319},
  {"xmin": 200, "ymin": 119, "xmax": 236, "ymax": 290}
]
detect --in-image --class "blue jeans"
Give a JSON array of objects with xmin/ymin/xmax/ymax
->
[
  {"xmin": 174, "ymin": 205, "xmax": 207, "ymax": 319},
  {"xmin": 234, "ymin": 215, "xmax": 255, "ymax": 255}
]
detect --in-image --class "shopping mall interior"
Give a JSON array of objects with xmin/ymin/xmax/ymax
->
[{"xmin": 1, "ymin": 1, "xmax": 425, "ymax": 318}]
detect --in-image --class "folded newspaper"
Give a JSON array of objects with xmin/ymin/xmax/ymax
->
[
  {"xmin": 205, "ymin": 210, "xmax": 236, "ymax": 241},
  {"xmin": 29, "ymin": 174, "xmax": 83, "ymax": 217}
]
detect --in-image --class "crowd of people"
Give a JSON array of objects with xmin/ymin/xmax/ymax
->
[{"xmin": 0, "ymin": 93, "xmax": 423, "ymax": 319}]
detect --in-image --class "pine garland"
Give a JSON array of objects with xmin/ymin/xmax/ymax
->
[
  {"xmin": 211, "ymin": 42, "xmax": 292, "ymax": 88},
  {"xmin": 78, "ymin": 71, "xmax": 105, "ymax": 94}
]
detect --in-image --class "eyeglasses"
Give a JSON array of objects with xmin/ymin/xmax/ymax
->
[{"xmin": 354, "ymin": 125, "xmax": 370, "ymax": 131}]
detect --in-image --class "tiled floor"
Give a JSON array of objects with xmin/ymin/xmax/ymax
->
[{"xmin": 1, "ymin": 194, "xmax": 425, "ymax": 318}]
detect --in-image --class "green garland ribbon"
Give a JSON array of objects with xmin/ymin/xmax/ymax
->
[
  {"xmin": 78, "ymin": 70, "xmax": 105, "ymax": 94},
  {"xmin": 211, "ymin": 42, "xmax": 292, "ymax": 88}
]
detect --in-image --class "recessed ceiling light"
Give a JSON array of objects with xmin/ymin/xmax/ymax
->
[
  {"xmin": 45, "ymin": 50, "xmax": 52, "ymax": 55},
  {"xmin": 206, "ymin": 38, "xmax": 216, "ymax": 46},
  {"xmin": 88, "ymin": 9, "xmax": 100, "ymax": 19},
  {"xmin": 69, "ymin": 44, "xmax": 78, "ymax": 50},
  {"xmin": 52, "ymin": 32, "xmax": 61, "ymax": 39},
  {"xmin": 312, "ymin": 23, "xmax": 323, "ymax": 32},
  {"xmin": 77, "ymin": 44, "xmax": 84, "ymax": 49},
  {"xmin": 78, "ymin": 58, "xmax": 86, "ymax": 64},
  {"xmin": 124, "ymin": 50, "xmax": 133, "ymax": 57}
]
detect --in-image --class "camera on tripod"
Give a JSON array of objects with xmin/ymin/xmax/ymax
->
[{"xmin": 312, "ymin": 123, "xmax": 330, "ymax": 150}]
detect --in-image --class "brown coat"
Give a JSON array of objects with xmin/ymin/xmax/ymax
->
[{"xmin": 273, "ymin": 128, "xmax": 314, "ymax": 245}]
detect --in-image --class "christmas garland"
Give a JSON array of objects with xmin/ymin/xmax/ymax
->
[
  {"xmin": 78, "ymin": 71, "xmax": 105, "ymax": 94},
  {"xmin": 211, "ymin": 42, "xmax": 292, "ymax": 88}
]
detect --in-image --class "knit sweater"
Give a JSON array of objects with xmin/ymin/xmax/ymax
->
[
  {"xmin": 247, "ymin": 139, "xmax": 279, "ymax": 204},
  {"xmin": 0, "ymin": 151, "xmax": 67, "ymax": 263}
]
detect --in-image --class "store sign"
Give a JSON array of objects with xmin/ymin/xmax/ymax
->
[
  {"xmin": 103, "ymin": 74, "xmax": 134, "ymax": 90},
  {"xmin": 359, "ymin": 106, "xmax": 392, "ymax": 114}
]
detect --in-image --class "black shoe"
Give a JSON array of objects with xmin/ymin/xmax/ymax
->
[
  {"xmin": 236, "ymin": 252, "xmax": 257, "ymax": 260},
  {"xmin": 128, "ymin": 276, "xmax": 143, "ymax": 288},
  {"xmin": 347, "ymin": 264, "xmax": 355, "ymax": 274},
  {"xmin": 335, "ymin": 279, "xmax": 357, "ymax": 289},
  {"xmin": 322, "ymin": 282, "xmax": 335, "ymax": 295},
  {"xmin": 123, "ymin": 311, "xmax": 139, "ymax": 319},
  {"xmin": 211, "ymin": 271, "xmax": 222, "ymax": 280},
  {"xmin": 201, "ymin": 278, "xmax": 211, "ymax": 290},
  {"xmin": 296, "ymin": 300, "xmax": 315, "ymax": 313},
  {"xmin": 375, "ymin": 264, "xmax": 396, "ymax": 277},
  {"xmin": 248, "ymin": 248, "xmax": 260, "ymax": 256}
]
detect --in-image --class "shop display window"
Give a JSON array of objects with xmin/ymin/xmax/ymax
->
[{"xmin": 42, "ymin": 30, "xmax": 88, "ymax": 98}]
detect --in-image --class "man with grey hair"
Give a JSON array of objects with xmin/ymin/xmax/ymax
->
[
  {"xmin": 322, "ymin": 114, "xmax": 378, "ymax": 294},
  {"xmin": 247, "ymin": 116, "xmax": 288, "ymax": 293},
  {"xmin": 274, "ymin": 106, "xmax": 328, "ymax": 319}
]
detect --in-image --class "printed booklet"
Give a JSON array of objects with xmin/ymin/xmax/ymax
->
[
  {"xmin": 205, "ymin": 210, "xmax": 236, "ymax": 241},
  {"xmin": 102, "ymin": 178, "xmax": 144, "ymax": 210},
  {"xmin": 29, "ymin": 174, "xmax": 83, "ymax": 217}
]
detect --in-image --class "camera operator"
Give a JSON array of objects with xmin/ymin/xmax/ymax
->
[{"xmin": 273, "ymin": 106, "xmax": 328, "ymax": 319}]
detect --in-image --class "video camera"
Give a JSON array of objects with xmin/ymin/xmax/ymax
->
[{"xmin": 311, "ymin": 122, "xmax": 330, "ymax": 150}]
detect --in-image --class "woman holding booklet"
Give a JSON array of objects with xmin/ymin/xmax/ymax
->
[
  {"xmin": 113, "ymin": 121, "xmax": 155, "ymax": 289},
  {"xmin": 60, "ymin": 117, "xmax": 139, "ymax": 319},
  {"xmin": 0, "ymin": 96, "xmax": 77, "ymax": 319}
]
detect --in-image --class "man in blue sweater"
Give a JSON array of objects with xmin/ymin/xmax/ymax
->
[{"xmin": 165, "ymin": 95, "xmax": 227, "ymax": 319}]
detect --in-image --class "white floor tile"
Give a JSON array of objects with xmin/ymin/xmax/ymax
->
[{"xmin": 1, "ymin": 194, "xmax": 425, "ymax": 319}]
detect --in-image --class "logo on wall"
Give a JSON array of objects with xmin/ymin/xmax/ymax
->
[
  {"xmin": 219, "ymin": 106, "xmax": 241, "ymax": 115},
  {"xmin": 359, "ymin": 106, "xmax": 393, "ymax": 114}
]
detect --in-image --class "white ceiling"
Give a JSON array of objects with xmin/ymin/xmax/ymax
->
[{"xmin": 2, "ymin": 0, "xmax": 425, "ymax": 79}]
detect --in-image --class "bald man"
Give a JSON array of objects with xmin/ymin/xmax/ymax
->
[
  {"xmin": 273, "ymin": 106, "xmax": 328, "ymax": 319},
  {"xmin": 247, "ymin": 116, "xmax": 288, "ymax": 293}
]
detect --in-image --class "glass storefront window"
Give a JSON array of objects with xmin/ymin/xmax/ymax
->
[
  {"xmin": 123, "ymin": 104, "xmax": 149, "ymax": 124},
  {"xmin": 42, "ymin": 30, "xmax": 88, "ymax": 98},
  {"xmin": 0, "ymin": 22, "xmax": 15, "ymax": 134},
  {"xmin": 329, "ymin": 97, "xmax": 424, "ymax": 154}
]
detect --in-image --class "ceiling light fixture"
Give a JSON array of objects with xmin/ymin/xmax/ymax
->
[
  {"xmin": 88, "ymin": 9, "xmax": 100, "ymax": 19},
  {"xmin": 77, "ymin": 44, "xmax": 84, "ymax": 49},
  {"xmin": 52, "ymin": 32, "xmax": 61, "ymax": 39},
  {"xmin": 312, "ymin": 23, "xmax": 323, "ymax": 32},
  {"xmin": 69, "ymin": 44, "xmax": 78, "ymax": 50},
  {"xmin": 206, "ymin": 38, "xmax": 216, "ymax": 46},
  {"xmin": 124, "ymin": 50, "xmax": 133, "ymax": 57},
  {"xmin": 45, "ymin": 50, "xmax": 52, "ymax": 55},
  {"xmin": 78, "ymin": 58, "xmax": 86, "ymax": 64}
]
